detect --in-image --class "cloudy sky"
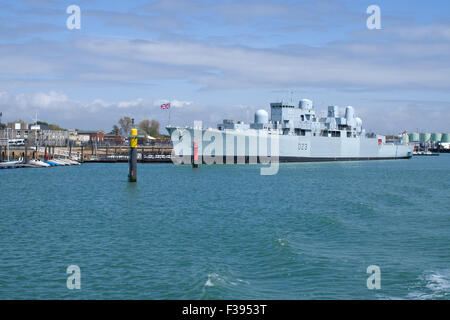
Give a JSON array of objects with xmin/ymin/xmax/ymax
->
[{"xmin": 0, "ymin": 0, "xmax": 449, "ymax": 134}]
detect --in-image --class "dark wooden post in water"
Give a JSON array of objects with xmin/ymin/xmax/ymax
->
[
  {"xmin": 193, "ymin": 141, "xmax": 199, "ymax": 168},
  {"xmin": 128, "ymin": 122, "xmax": 138, "ymax": 182},
  {"xmin": 24, "ymin": 144, "xmax": 28, "ymax": 163},
  {"xmin": 81, "ymin": 145, "xmax": 84, "ymax": 163}
]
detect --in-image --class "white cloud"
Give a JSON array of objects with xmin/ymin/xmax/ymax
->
[
  {"xmin": 170, "ymin": 100, "xmax": 192, "ymax": 108},
  {"xmin": 0, "ymin": 91, "xmax": 200, "ymax": 131},
  {"xmin": 0, "ymin": 90, "xmax": 448, "ymax": 133},
  {"xmin": 390, "ymin": 24, "xmax": 450, "ymax": 41},
  {"xmin": 0, "ymin": 1, "xmax": 449, "ymax": 134},
  {"xmin": 1, "ymin": 21, "xmax": 450, "ymax": 92},
  {"xmin": 154, "ymin": 99, "xmax": 193, "ymax": 108},
  {"xmin": 71, "ymin": 36, "xmax": 450, "ymax": 90},
  {"xmin": 31, "ymin": 91, "xmax": 69, "ymax": 109},
  {"xmin": 117, "ymin": 98, "xmax": 145, "ymax": 108}
]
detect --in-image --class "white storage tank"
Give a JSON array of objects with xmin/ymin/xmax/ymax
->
[
  {"xmin": 431, "ymin": 133, "xmax": 442, "ymax": 143},
  {"xmin": 420, "ymin": 133, "xmax": 431, "ymax": 143},
  {"xmin": 442, "ymin": 133, "xmax": 450, "ymax": 143}
]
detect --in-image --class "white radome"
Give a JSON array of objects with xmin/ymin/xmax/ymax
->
[{"xmin": 255, "ymin": 109, "xmax": 269, "ymax": 124}]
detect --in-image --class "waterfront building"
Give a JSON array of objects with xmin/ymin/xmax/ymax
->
[{"xmin": 0, "ymin": 121, "xmax": 69, "ymax": 146}]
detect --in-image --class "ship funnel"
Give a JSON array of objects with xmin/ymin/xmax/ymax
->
[
  {"xmin": 345, "ymin": 106, "xmax": 356, "ymax": 127},
  {"xmin": 255, "ymin": 109, "xmax": 269, "ymax": 124},
  {"xmin": 355, "ymin": 117, "xmax": 362, "ymax": 132},
  {"xmin": 328, "ymin": 106, "xmax": 339, "ymax": 117}
]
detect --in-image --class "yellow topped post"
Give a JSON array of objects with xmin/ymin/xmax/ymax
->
[
  {"xmin": 130, "ymin": 128, "xmax": 138, "ymax": 148},
  {"xmin": 128, "ymin": 120, "xmax": 138, "ymax": 182}
]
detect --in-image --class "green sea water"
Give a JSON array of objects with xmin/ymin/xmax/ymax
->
[{"xmin": 0, "ymin": 155, "xmax": 449, "ymax": 299}]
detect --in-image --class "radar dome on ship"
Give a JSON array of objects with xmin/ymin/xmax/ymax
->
[
  {"xmin": 299, "ymin": 99, "xmax": 313, "ymax": 110},
  {"xmin": 254, "ymin": 109, "xmax": 269, "ymax": 124}
]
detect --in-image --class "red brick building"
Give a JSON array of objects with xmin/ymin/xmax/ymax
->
[
  {"xmin": 104, "ymin": 133, "xmax": 126, "ymax": 145},
  {"xmin": 78, "ymin": 130, "xmax": 105, "ymax": 142}
]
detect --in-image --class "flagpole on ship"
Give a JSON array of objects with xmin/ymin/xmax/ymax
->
[{"xmin": 161, "ymin": 102, "xmax": 172, "ymax": 127}]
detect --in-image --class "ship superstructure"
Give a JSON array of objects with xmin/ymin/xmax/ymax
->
[{"xmin": 167, "ymin": 99, "xmax": 414, "ymax": 163}]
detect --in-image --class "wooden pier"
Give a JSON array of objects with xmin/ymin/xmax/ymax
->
[{"xmin": 0, "ymin": 144, "xmax": 174, "ymax": 164}]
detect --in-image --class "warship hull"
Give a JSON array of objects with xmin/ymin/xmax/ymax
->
[{"xmin": 167, "ymin": 127, "xmax": 414, "ymax": 164}]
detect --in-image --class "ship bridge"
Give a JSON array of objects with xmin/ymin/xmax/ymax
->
[
  {"xmin": 268, "ymin": 99, "xmax": 364, "ymax": 138},
  {"xmin": 217, "ymin": 98, "xmax": 365, "ymax": 138}
]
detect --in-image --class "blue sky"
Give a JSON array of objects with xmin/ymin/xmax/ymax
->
[{"xmin": 0, "ymin": 0, "xmax": 449, "ymax": 133}]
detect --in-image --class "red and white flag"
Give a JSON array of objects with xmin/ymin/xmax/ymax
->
[{"xmin": 160, "ymin": 103, "xmax": 171, "ymax": 109}]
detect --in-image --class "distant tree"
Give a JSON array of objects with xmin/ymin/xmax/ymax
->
[
  {"xmin": 0, "ymin": 123, "xmax": 5, "ymax": 129},
  {"xmin": 37, "ymin": 121, "xmax": 65, "ymax": 131},
  {"xmin": 150, "ymin": 120, "xmax": 160, "ymax": 137},
  {"xmin": 49, "ymin": 124, "xmax": 66, "ymax": 131},
  {"xmin": 110, "ymin": 125, "xmax": 120, "ymax": 135},
  {"xmin": 139, "ymin": 120, "xmax": 151, "ymax": 135},
  {"xmin": 118, "ymin": 117, "xmax": 133, "ymax": 136},
  {"xmin": 139, "ymin": 119, "xmax": 160, "ymax": 137}
]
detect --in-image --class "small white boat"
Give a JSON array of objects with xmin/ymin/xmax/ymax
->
[
  {"xmin": 55, "ymin": 158, "xmax": 80, "ymax": 165},
  {"xmin": 0, "ymin": 161, "xmax": 19, "ymax": 168},
  {"xmin": 48, "ymin": 159, "xmax": 68, "ymax": 166},
  {"xmin": 66, "ymin": 158, "xmax": 80, "ymax": 165},
  {"xmin": 29, "ymin": 159, "xmax": 51, "ymax": 167},
  {"xmin": 0, "ymin": 160, "xmax": 20, "ymax": 165}
]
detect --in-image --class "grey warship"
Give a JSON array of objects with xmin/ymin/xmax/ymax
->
[{"xmin": 166, "ymin": 99, "xmax": 414, "ymax": 163}]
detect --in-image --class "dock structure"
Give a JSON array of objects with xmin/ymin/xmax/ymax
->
[
  {"xmin": 76, "ymin": 145, "xmax": 172, "ymax": 163},
  {"xmin": 1, "ymin": 145, "xmax": 172, "ymax": 163},
  {"xmin": 1, "ymin": 136, "xmax": 174, "ymax": 168}
]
